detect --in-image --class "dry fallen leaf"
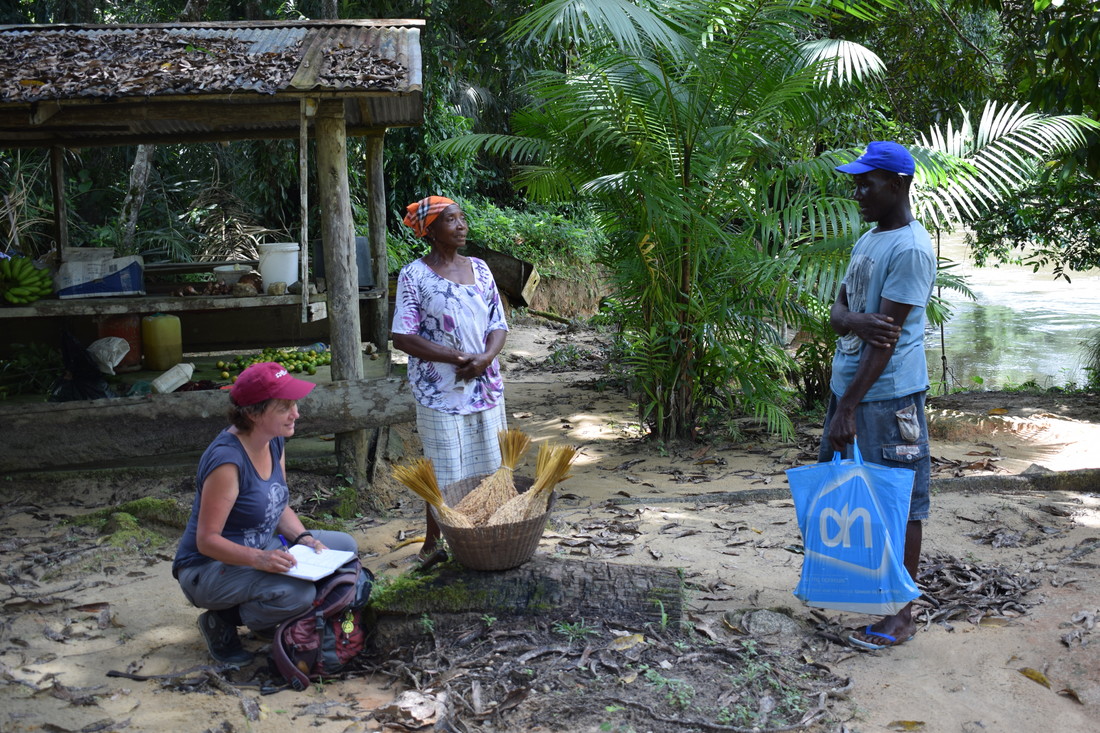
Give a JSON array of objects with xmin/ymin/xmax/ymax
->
[
  {"xmin": 1057, "ymin": 687, "xmax": 1084, "ymax": 704},
  {"xmin": 376, "ymin": 690, "xmax": 445, "ymax": 727},
  {"xmin": 608, "ymin": 633, "xmax": 645, "ymax": 651},
  {"xmin": 978, "ymin": 616, "xmax": 1012, "ymax": 627},
  {"xmin": 1017, "ymin": 667, "xmax": 1051, "ymax": 689},
  {"xmin": 721, "ymin": 611, "xmax": 747, "ymax": 634},
  {"xmin": 886, "ymin": 722, "xmax": 926, "ymax": 731}
]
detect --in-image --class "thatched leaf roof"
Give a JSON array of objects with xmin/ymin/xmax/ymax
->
[{"xmin": 0, "ymin": 20, "xmax": 423, "ymax": 148}]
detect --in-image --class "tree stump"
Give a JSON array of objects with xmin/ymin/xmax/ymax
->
[{"xmin": 368, "ymin": 555, "xmax": 683, "ymax": 654}]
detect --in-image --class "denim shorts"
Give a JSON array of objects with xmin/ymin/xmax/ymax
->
[{"xmin": 819, "ymin": 391, "xmax": 931, "ymax": 521}]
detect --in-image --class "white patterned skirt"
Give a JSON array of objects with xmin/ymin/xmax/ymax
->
[{"xmin": 415, "ymin": 401, "xmax": 507, "ymax": 488}]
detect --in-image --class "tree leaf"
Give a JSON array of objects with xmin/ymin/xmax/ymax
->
[
  {"xmin": 1017, "ymin": 667, "xmax": 1052, "ymax": 688},
  {"xmin": 608, "ymin": 633, "xmax": 645, "ymax": 651}
]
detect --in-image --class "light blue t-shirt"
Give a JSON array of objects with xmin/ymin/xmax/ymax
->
[{"xmin": 830, "ymin": 220, "xmax": 936, "ymax": 402}]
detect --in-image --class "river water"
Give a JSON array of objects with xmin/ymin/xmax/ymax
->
[{"xmin": 924, "ymin": 231, "xmax": 1100, "ymax": 392}]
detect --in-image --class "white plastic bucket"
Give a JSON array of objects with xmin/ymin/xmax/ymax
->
[{"xmin": 258, "ymin": 242, "xmax": 299, "ymax": 288}]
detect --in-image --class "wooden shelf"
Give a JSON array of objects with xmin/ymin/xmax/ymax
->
[
  {"xmin": 143, "ymin": 258, "xmax": 259, "ymax": 276},
  {"xmin": 0, "ymin": 288, "xmax": 385, "ymax": 319}
]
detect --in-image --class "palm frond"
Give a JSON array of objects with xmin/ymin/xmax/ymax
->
[
  {"xmin": 914, "ymin": 102, "xmax": 1099, "ymax": 227},
  {"xmin": 798, "ymin": 38, "xmax": 885, "ymax": 87},
  {"xmin": 506, "ymin": 0, "xmax": 693, "ymax": 61},
  {"xmin": 433, "ymin": 133, "xmax": 549, "ymax": 163}
]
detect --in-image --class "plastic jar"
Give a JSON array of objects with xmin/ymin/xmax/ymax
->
[
  {"xmin": 142, "ymin": 313, "xmax": 182, "ymax": 371},
  {"xmin": 96, "ymin": 314, "xmax": 143, "ymax": 372}
]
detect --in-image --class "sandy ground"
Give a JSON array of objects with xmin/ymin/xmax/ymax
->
[{"xmin": 2, "ymin": 319, "xmax": 1099, "ymax": 732}]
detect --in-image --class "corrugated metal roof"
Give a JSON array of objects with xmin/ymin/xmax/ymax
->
[{"xmin": 0, "ymin": 20, "xmax": 424, "ymax": 148}]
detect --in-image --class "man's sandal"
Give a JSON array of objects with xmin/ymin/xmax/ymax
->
[{"xmin": 846, "ymin": 625, "xmax": 914, "ymax": 651}]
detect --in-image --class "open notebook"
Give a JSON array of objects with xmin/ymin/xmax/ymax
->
[{"xmin": 283, "ymin": 545, "xmax": 356, "ymax": 581}]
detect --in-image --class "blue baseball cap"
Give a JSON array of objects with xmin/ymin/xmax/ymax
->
[{"xmin": 835, "ymin": 141, "xmax": 915, "ymax": 176}]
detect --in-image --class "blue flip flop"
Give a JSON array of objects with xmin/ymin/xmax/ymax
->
[{"xmin": 847, "ymin": 625, "xmax": 914, "ymax": 651}]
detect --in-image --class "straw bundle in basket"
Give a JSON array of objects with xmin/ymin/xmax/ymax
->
[
  {"xmin": 392, "ymin": 457, "xmax": 474, "ymax": 529},
  {"xmin": 454, "ymin": 428, "xmax": 532, "ymax": 525},
  {"xmin": 436, "ymin": 474, "xmax": 546, "ymax": 570},
  {"xmin": 487, "ymin": 442, "xmax": 576, "ymax": 526}
]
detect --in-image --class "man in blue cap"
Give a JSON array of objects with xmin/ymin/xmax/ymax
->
[{"xmin": 824, "ymin": 141, "xmax": 936, "ymax": 650}]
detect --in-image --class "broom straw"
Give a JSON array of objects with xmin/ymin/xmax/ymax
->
[
  {"xmin": 392, "ymin": 457, "xmax": 474, "ymax": 529},
  {"xmin": 486, "ymin": 443, "xmax": 576, "ymax": 526},
  {"xmin": 455, "ymin": 428, "xmax": 532, "ymax": 524}
]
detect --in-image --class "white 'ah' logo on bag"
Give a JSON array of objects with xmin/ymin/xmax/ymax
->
[{"xmin": 819, "ymin": 503, "xmax": 873, "ymax": 548}]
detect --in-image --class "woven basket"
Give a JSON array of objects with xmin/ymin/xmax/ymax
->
[{"xmin": 431, "ymin": 474, "xmax": 552, "ymax": 571}]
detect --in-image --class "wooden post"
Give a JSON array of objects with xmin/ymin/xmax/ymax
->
[
  {"xmin": 315, "ymin": 101, "xmax": 368, "ymax": 478},
  {"xmin": 365, "ymin": 132, "xmax": 389, "ymax": 359},
  {"xmin": 363, "ymin": 132, "xmax": 393, "ymax": 487},
  {"xmin": 49, "ymin": 147, "xmax": 68, "ymax": 256},
  {"xmin": 299, "ymin": 97, "xmax": 313, "ymax": 324}
]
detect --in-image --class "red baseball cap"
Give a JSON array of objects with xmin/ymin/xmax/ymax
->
[{"xmin": 230, "ymin": 361, "xmax": 315, "ymax": 406}]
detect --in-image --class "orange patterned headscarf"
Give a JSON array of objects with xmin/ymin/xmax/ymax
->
[{"xmin": 403, "ymin": 196, "xmax": 457, "ymax": 238}]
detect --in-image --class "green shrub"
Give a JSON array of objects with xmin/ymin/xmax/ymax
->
[
  {"xmin": 462, "ymin": 198, "xmax": 604, "ymax": 277},
  {"xmin": 381, "ymin": 197, "xmax": 605, "ymax": 278}
]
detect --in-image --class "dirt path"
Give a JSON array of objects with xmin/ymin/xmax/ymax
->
[{"xmin": 1, "ymin": 319, "xmax": 1097, "ymax": 732}]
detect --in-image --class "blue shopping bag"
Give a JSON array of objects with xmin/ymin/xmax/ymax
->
[{"xmin": 785, "ymin": 442, "xmax": 920, "ymax": 615}]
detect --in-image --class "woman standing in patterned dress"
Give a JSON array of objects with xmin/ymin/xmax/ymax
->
[{"xmin": 391, "ymin": 196, "xmax": 509, "ymax": 558}]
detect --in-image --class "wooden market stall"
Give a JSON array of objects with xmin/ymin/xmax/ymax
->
[{"xmin": 0, "ymin": 19, "xmax": 424, "ymax": 476}]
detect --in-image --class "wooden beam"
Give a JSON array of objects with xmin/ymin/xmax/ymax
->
[
  {"xmin": 31, "ymin": 101, "xmax": 62, "ymax": 125},
  {"xmin": 0, "ymin": 118, "xmax": 423, "ymax": 150},
  {"xmin": 315, "ymin": 100, "xmax": 368, "ymax": 478},
  {"xmin": 0, "ymin": 291, "xmax": 382, "ymax": 319},
  {"xmin": 4, "ymin": 92, "xmax": 404, "ymax": 124},
  {"xmin": 365, "ymin": 132, "xmax": 389, "ymax": 355},
  {"xmin": 0, "ymin": 376, "xmax": 415, "ymax": 473},
  {"xmin": 288, "ymin": 36, "xmax": 329, "ymax": 90},
  {"xmin": 316, "ymin": 102, "xmax": 362, "ymax": 381},
  {"xmin": 49, "ymin": 146, "xmax": 68, "ymax": 255},
  {"xmin": 299, "ymin": 97, "xmax": 314, "ymax": 323}
]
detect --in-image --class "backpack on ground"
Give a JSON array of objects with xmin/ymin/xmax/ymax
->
[{"xmin": 269, "ymin": 557, "xmax": 374, "ymax": 691}]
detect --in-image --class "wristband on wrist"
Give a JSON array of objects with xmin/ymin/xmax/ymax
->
[{"xmin": 291, "ymin": 531, "xmax": 313, "ymax": 546}]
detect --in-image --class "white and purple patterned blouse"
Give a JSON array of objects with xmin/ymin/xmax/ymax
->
[{"xmin": 392, "ymin": 256, "xmax": 508, "ymax": 414}]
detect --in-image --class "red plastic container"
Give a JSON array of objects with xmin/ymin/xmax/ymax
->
[{"xmin": 96, "ymin": 314, "xmax": 143, "ymax": 372}]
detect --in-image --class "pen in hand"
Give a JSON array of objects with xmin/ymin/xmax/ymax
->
[{"xmin": 277, "ymin": 535, "xmax": 297, "ymax": 571}]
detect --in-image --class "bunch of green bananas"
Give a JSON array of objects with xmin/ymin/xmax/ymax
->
[{"xmin": 0, "ymin": 256, "xmax": 54, "ymax": 305}]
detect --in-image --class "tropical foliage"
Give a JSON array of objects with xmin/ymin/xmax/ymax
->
[
  {"xmin": 822, "ymin": 0, "xmax": 1011, "ymax": 133},
  {"xmin": 3, "ymin": 0, "xmax": 1098, "ymax": 436},
  {"xmin": 967, "ymin": 173, "xmax": 1100, "ymax": 280},
  {"xmin": 957, "ymin": 0, "xmax": 1100, "ymax": 275},
  {"xmin": 440, "ymin": 0, "xmax": 882, "ymax": 438},
  {"xmin": 440, "ymin": 0, "xmax": 1096, "ymax": 440},
  {"xmin": 912, "ymin": 101, "xmax": 1097, "ymax": 231}
]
